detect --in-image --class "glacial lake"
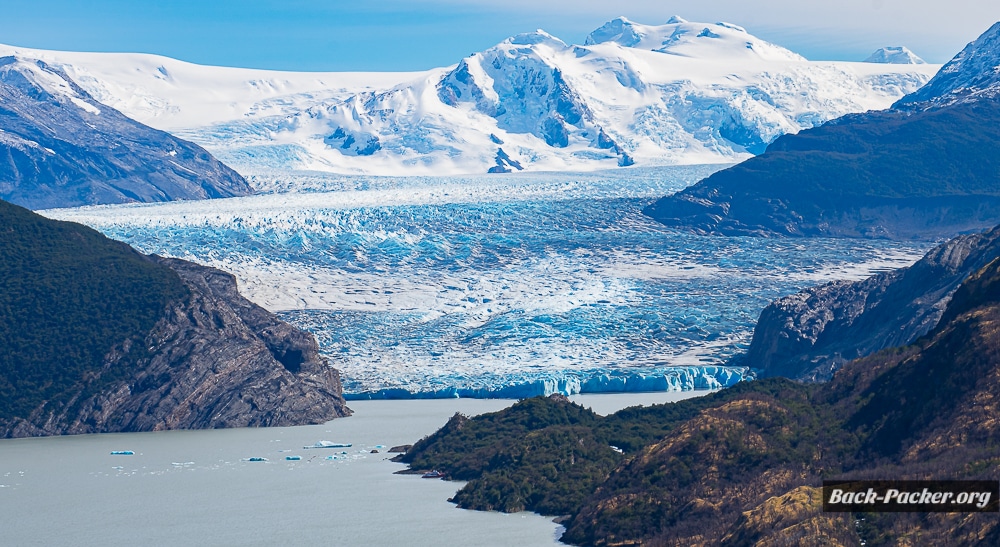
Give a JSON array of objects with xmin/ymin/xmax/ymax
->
[{"xmin": 0, "ymin": 393, "xmax": 703, "ymax": 546}]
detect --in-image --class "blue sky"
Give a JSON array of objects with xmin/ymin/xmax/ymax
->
[{"xmin": 2, "ymin": 0, "xmax": 999, "ymax": 71}]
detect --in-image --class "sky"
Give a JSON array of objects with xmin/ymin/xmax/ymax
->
[{"xmin": 1, "ymin": 0, "xmax": 999, "ymax": 71}]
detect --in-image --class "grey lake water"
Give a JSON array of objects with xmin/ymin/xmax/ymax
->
[
  {"xmin": 19, "ymin": 167, "xmax": 941, "ymax": 545},
  {"xmin": 0, "ymin": 393, "xmax": 703, "ymax": 546}
]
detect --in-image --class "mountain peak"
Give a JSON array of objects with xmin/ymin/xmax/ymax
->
[
  {"xmin": 865, "ymin": 46, "xmax": 925, "ymax": 64},
  {"xmin": 895, "ymin": 21, "xmax": 1000, "ymax": 109},
  {"xmin": 0, "ymin": 56, "xmax": 99, "ymax": 113},
  {"xmin": 583, "ymin": 17, "xmax": 803, "ymax": 61},
  {"xmin": 0, "ymin": 54, "xmax": 251, "ymax": 209},
  {"xmin": 506, "ymin": 30, "xmax": 567, "ymax": 48},
  {"xmin": 584, "ymin": 17, "xmax": 645, "ymax": 47},
  {"xmin": 713, "ymin": 21, "xmax": 747, "ymax": 33}
]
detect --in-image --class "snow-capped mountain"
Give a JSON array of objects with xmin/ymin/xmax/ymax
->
[
  {"xmin": 259, "ymin": 17, "xmax": 938, "ymax": 174},
  {"xmin": 584, "ymin": 15, "xmax": 805, "ymax": 61},
  {"xmin": 643, "ymin": 21, "xmax": 1000, "ymax": 241},
  {"xmin": 0, "ymin": 56, "xmax": 250, "ymax": 209},
  {"xmin": 0, "ymin": 17, "xmax": 940, "ymax": 176},
  {"xmin": 895, "ymin": 21, "xmax": 1000, "ymax": 109},
  {"xmin": 865, "ymin": 46, "xmax": 926, "ymax": 64}
]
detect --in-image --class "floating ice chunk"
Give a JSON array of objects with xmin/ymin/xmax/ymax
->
[{"xmin": 304, "ymin": 441, "xmax": 352, "ymax": 449}]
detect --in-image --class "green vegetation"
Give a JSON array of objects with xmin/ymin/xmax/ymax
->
[
  {"xmin": 403, "ymin": 396, "xmax": 612, "ymax": 514},
  {"xmin": 0, "ymin": 199, "xmax": 188, "ymax": 421},
  {"xmin": 403, "ymin": 380, "xmax": 834, "ymax": 517},
  {"xmin": 405, "ymin": 255, "xmax": 1000, "ymax": 545}
]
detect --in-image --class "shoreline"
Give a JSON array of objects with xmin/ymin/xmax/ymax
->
[{"xmin": 0, "ymin": 391, "xmax": 720, "ymax": 546}]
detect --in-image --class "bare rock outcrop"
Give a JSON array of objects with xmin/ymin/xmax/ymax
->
[
  {"xmin": 3, "ymin": 257, "xmax": 350, "ymax": 437},
  {"xmin": 748, "ymin": 226, "xmax": 1000, "ymax": 381}
]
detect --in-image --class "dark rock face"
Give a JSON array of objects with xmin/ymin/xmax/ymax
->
[
  {"xmin": 2, "ymin": 257, "xmax": 350, "ymax": 437},
  {"xmin": 644, "ymin": 23, "xmax": 1000, "ymax": 241},
  {"xmin": 403, "ymin": 238, "xmax": 1000, "ymax": 545},
  {"xmin": 748, "ymin": 226, "xmax": 1000, "ymax": 381},
  {"xmin": 0, "ymin": 56, "xmax": 252, "ymax": 210},
  {"xmin": 643, "ymin": 100, "xmax": 1000, "ymax": 240}
]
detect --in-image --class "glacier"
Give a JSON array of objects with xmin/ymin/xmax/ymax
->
[
  {"xmin": 0, "ymin": 16, "xmax": 939, "ymax": 175},
  {"xmin": 42, "ymin": 167, "xmax": 933, "ymax": 398},
  {"xmin": 18, "ymin": 15, "xmax": 946, "ymax": 398}
]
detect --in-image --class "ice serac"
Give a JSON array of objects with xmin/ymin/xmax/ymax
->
[
  {"xmin": 3, "ymin": 256, "xmax": 351, "ymax": 438},
  {"xmin": 865, "ymin": 46, "xmax": 926, "ymax": 64},
  {"xmin": 895, "ymin": 21, "xmax": 1000, "ymax": 108},
  {"xmin": 748, "ymin": 226, "xmax": 1000, "ymax": 381},
  {"xmin": 0, "ymin": 56, "xmax": 251, "ymax": 209}
]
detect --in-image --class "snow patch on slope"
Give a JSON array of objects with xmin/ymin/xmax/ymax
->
[
  {"xmin": 0, "ymin": 17, "xmax": 939, "ymax": 175},
  {"xmin": 0, "ymin": 56, "xmax": 103, "ymax": 116},
  {"xmin": 895, "ymin": 21, "xmax": 1000, "ymax": 108}
]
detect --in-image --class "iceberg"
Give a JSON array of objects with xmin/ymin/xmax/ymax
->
[{"xmin": 304, "ymin": 441, "xmax": 352, "ymax": 449}]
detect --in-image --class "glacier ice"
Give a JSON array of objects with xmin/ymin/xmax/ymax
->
[
  {"xmin": 41, "ymin": 168, "xmax": 934, "ymax": 398},
  {"xmin": 0, "ymin": 17, "xmax": 939, "ymax": 176}
]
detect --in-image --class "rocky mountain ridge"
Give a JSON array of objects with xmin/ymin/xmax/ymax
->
[
  {"xmin": 0, "ymin": 200, "xmax": 349, "ymax": 437},
  {"xmin": 895, "ymin": 21, "xmax": 1000, "ymax": 108},
  {"xmin": 0, "ymin": 56, "xmax": 251, "ymax": 209},
  {"xmin": 749, "ymin": 226, "xmax": 1000, "ymax": 380},
  {"xmin": 643, "ymin": 22, "xmax": 1000, "ymax": 241}
]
